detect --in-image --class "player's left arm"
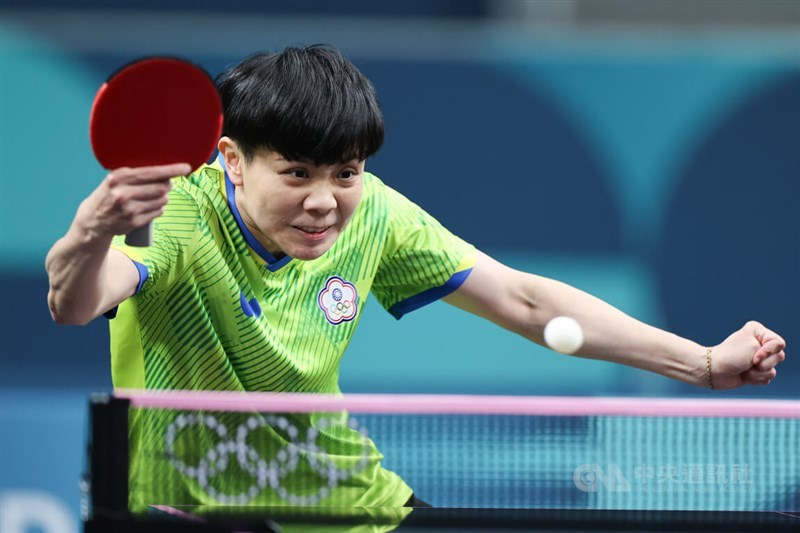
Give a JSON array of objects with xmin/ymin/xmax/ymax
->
[{"xmin": 443, "ymin": 251, "xmax": 786, "ymax": 389}]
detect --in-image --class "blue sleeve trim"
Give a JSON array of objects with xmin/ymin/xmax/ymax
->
[
  {"xmin": 103, "ymin": 259, "xmax": 148, "ymax": 320},
  {"xmin": 387, "ymin": 268, "xmax": 473, "ymax": 320},
  {"xmin": 133, "ymin": 260, "xmax": 149, "ymax": 294}
]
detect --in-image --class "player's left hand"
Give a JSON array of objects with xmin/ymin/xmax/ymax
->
[{"xmin": 709, "ymin": 321, "xmax": 786, "ymax": 390}]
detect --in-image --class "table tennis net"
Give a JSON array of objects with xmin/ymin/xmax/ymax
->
[{"xmin": 88, "ymin": 392, "xmax": 799, "ymax": 513}]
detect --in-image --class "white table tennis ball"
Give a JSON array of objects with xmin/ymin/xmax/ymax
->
[{"xmin": 544, "ymin": 316, "xmax": 584, "ymax": 354}]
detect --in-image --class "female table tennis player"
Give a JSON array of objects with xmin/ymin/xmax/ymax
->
[{"xmin": 45, "ymin": 45, "xmax": 786, "ymax": 511}]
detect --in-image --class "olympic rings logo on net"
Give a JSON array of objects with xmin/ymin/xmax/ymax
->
[{"xmin": 164, "ymin": 413, "xmax": 371, "ymax": 505}]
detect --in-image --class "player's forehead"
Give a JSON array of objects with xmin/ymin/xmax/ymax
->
[{"xmin": 264, "ymin": 148, "xmax": 363, "ymax": 168}]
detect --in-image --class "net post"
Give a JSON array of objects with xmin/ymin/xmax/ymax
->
[{"xmin": 86, "ymin": 393, "xmax": 130, "ymax": 518}]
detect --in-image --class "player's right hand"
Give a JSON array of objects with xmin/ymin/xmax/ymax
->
[{"xmin": 75, "ymin": 163, "xmax": 191, "ymax": 239}]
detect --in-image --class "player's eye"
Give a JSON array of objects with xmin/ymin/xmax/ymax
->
[
  {"xmin": 340, "ymin": 170, "xmax": 357, "ymax": 180},
  {"xmin": 288, "ymin": 169, "xmax": 309, "ymax": 179}
]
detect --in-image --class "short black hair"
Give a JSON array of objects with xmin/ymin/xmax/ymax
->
[{"xmin": 216, "ymin": 45, "xmax": 384, "ymax": 165}]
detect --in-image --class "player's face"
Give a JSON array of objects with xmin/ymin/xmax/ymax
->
[{"xmin": 223, "ymin": 142, "xmax": 364, "ymax": 261}]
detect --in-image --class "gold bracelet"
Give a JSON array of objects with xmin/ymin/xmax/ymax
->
[{"xmin": 705, "ymin": 347, "xmax": 714, "ymax": 390}]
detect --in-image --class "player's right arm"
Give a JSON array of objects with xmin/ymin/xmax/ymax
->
[{"xmin": 46, "ymin": 163, "xmax": 189, "ymax": 325}]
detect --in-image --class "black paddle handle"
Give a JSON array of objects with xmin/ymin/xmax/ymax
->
[{"xmin": 125, "ymin": 223, "xmax": 152, "ymax": 246}]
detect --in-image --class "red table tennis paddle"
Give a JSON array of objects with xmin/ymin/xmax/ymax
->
[{"xmin": 89, "ymin": 57, "xmax": 223, "ymax": 246}]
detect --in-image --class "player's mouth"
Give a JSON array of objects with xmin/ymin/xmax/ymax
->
[{"xmin": 293, "ymin": 225, "xmax": 333, "ymax": 240}]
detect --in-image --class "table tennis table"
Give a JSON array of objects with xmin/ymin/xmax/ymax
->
[
  {"xmin": 84, "ymin": 505, "xmax": 800, "ymax": 532},
  {"xmin": 83, "ymin": 394, "xmax": 800, "ymax": 532}
]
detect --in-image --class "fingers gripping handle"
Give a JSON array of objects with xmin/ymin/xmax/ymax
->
[{"xmin": 125, "ymin": 223, "xmax": 152, "ymax": 247}]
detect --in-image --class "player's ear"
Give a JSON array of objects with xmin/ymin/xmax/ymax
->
[{"xmin": 218, "ymin": 136, "xmax": 244, "ymax": 185}]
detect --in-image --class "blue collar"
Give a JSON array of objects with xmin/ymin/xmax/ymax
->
[{"xmin": 218, "ymin": 154, "xmax": 293, "ymax": 271}]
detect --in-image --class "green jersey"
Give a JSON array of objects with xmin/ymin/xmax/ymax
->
[{"xmin": 110, "ymin": 157, "xmax": 475, "ymax": 510}]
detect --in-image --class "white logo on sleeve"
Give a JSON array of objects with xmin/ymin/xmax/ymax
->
[{"xmin": 317, "ymin": 276, "xmax": 358, "ymax": 325}]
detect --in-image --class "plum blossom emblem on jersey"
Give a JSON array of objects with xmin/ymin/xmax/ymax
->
[{"xmin": 318, "ymin": 276, "xmax": 358, "ymax": 325}]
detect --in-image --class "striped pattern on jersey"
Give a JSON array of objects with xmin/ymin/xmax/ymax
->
[{"xmin": 109, "ymin": 160, "xmax": 475, "ymax": 510}]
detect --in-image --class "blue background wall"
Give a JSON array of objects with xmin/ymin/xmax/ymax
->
[{"xmin": 1, "ymin": 2, "xmax": 797, "ymax": 531}]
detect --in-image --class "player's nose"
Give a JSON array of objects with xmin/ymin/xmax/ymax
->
[{"xmin": 303, "ymin": 182, "xmax": 338, "ymax": 213}]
